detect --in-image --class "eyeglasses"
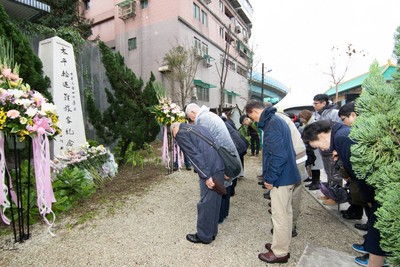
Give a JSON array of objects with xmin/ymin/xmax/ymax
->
[{"xmin": 340, "ymin": 116, "xmax": 347, "ymax": 122}]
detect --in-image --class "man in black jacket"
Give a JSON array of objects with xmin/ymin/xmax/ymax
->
[{"xmin": 171, "ymin": 122, "xmax": 225, "ymax": 244}]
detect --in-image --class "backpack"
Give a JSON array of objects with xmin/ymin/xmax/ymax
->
[{"xmin": 319, "ymin": 182, "xmax": 349, "ymax": 204}]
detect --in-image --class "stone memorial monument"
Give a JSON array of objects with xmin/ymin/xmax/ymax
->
[{"xmin": 38, "ymin": 36, "xmax": 86, "ymax": 156}]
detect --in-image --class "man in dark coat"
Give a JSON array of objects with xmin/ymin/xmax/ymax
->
[
  {"xmin": 245, "ymin": 100, "xmax": 300, "ymax": 264},
  {"xmin": 171, "ymin": 122, "xmax": 225, "ymax": 244}
]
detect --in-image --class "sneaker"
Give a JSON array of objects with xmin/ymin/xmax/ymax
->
[
  {"xmin": 355, "ymin": 253, "xmax": 389, "ymax": 267},
  {"xmin": 352, "ymin": 243, "xmax": 368, "ymax": 254},
  {"xmin": 355, "ymin": 254, "xmax": 369, "ymax": 266}
]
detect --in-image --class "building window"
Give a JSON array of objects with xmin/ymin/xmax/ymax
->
[
  {"xmin": 193, "ymin": 3, "xmax": 200, "ymax": 20},
  {"xmin": 219, "ymin": 27, "xmax": 224, "ymax": 38},
  {"xmin": 128, "ymin": 37, "xmax": 137, "ymax": 51},
  {"xmin": 140, "ymin": 0, "xmax": 148, "ymax": 8},
  {"xmin": 196, "ymin": 87, "xmax": 209, "ymax": 102},
  {"xmin": 221, "ymin": 55, "xmax": 236, "ymax": 71},
  {"xmin": 219, "ymin": 0, "xmax": 223, "ymax": 12},
  {"xmin": 201, "ymin": 42, "xmax": 208, "ymax": 56},
  {"xmin": 201, "ymin": 10, "xmax": 208, "ymax": 26},
  {"xmin": 194, "ymin": 37, "xmax": 208, "ymax": 57},
  {"xmin": 227, "ymin": 94, "xmax": 233, "ymax": 104},
  {"xmin": 194, "ymin": 37, "xmax": 202, "ymax": 56},
  {"xmin": 83, "ymin": 0, "xmax": 90, "ymax": 10},
  {"xmin": 237, "ymin": 66, "xmax": 247, "ymax": 78}
]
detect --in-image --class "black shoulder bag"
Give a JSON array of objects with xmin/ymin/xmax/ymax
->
[{"xmin": 188, "ymin": 127, "xmax": 241, "ymax": 178}]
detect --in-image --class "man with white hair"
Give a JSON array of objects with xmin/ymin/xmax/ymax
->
[
  {"xmin": 185, "ymin": 103, "xmax": 242, "ymax": 223},
  {"xmin": 170, "ymin": 122, "xmax": 225, "ymax": 244}
]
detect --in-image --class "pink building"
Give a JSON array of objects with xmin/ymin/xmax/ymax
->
[{"xmin": 82, "ymin": 0, "xmax": 253, "ymax": 109}]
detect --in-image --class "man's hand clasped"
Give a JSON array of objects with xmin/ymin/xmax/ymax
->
[
  {"xmin": 206, "ymin": 177, "xmax": 215, "ymax": 189},
  {"xmin": 264, "ymin": 182, "xmax": 273, "ymax": 190}
]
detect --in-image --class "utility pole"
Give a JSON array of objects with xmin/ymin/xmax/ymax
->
[{"xmin": 261, "ymin": 63, "xmax": 264, "ymax": 101}]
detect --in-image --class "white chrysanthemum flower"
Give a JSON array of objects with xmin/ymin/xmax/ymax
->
[
  {"xmin": 15, "ymin": 98, "xmax": 33, "ymax": 107},
  {"xmin": 10, "ymin": 89, "xmax": 24, "ymax": 99},
  {"xmin": 41, "ymin": 102, "xmax": 57, "ymax": 113},
  {"xmin": 25, "ymin": 107, "xmax": 38, "ymax": 117}
]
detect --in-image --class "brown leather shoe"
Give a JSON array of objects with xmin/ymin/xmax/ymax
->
[
  {"xmin": 258, "ymin": 251, "xmax": 289, "ymax": 263},
  {"xmin": 264, "ymin": 243, "xmax": 291, "ymax": 258}
]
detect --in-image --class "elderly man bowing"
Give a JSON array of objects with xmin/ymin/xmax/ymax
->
[
  {"xmin": 185, "ymin": 103, "xmax": 242, "ymax": 223},
  {"xmin": 171, "ymin": 122, "xmax": 225, "ymax": 244},
  {"xmin": 245, "ymin": 100, "xmax": 300, "ymax": 264}
]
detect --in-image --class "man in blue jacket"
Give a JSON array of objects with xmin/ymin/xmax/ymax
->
[
  {"xmin": 245, "ymin": 100, "xmax": 300, "ymax": 264},
  {"xmin": 170, "ymin": 122, "xmax": 225, "ymax": 244}
]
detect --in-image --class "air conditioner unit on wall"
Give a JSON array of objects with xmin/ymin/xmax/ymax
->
[
  {"xmin": 203, "ymin": 54, "xmax": 213, "ymax": 68},
  {"xmin": 195, "ymin": 47, "xmax": 203, "ymax": 59},
  {"xmin": 118, "ymin": 0, "xmax": 136, "ymax": 20}
]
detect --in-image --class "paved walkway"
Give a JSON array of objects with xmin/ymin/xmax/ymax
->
[
  {"xmin": 0, "ymin": 156, "xmax": 365, "ymax": 266},
  {"xmin": 296, "ymin": 173, "xmax": 367, "ymax": 267}
]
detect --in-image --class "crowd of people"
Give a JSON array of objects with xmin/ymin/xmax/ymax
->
[{"xmin": 169, "ymin": 94, "xmax": 387, "ymax": 266}]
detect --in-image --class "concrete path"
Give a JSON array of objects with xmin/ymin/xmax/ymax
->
[{"xmin": 296, "ymin": 173, "xmax": 367, "ymax": 267}]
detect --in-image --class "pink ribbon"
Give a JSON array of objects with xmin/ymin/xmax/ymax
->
[
  {"xmin": 0, "ymin": 132, "xmax": 11, "ymax": 224},
  {"xmin": 161, "ymin": 126, "xmax": 170, "ymax": 170},
  {"xmin": 32, "ymin": 134, "xmax": 56, "ymax": 235},
  {"xmin": 173, "ymin": 141, "xmax": 183, "ymax": 170}
]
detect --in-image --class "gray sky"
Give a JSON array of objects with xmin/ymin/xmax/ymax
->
[{"xmin": 250, "ymin": 0, "xmax": 400, "ymax": 96}]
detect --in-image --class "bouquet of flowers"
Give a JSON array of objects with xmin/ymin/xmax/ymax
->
[
  {"xmin": 0, "ymin": 64, "xmax": 61, "ymax": 141},
  {"xmin": 152, "ymin": 97, "xmax": 186, "ymax": 126},
  {"xmin": 0, "ymin": 38, "xmax": 61, "ymax": 235},
  {"xmin": 51, "ymin": 142, "xmax": 118, "ymax": 186}
]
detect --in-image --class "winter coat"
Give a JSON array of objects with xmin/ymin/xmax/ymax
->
[
  {"xmin": 247, "ymin": 123, "xmax": 259, "ymax": 138},
  {"xmin": 175, "ymin": 123, "xmax": 225, "ymax": 179},
  {"xmin": 304, "ymin": 116, "xmax": 323, "ymax": 170},
  {"xmin": 258, "ymin": 107, "xmax": 301, "ymax": 187},
  {"xmin": 195, "ymin": 105, "xmax": 243, "ymax": 181},
  {"xmin": 275, "ymin": 112, "xmax": 306, "ymax": 159},
  {"xmin": 314, "ymin": 103, "xmax": 342, "ymax": 123},
  {"xmin": 223, "ymin": 120, "xmax": 249, "ymax": 155},
  {"xmin": 329, "ymin": 123, "xmax": 356, "ymax": 180}
]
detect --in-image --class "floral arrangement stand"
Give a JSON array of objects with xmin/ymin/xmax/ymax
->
[
  {"xmin": 4, "ymin": 135, "xmax": 32, "ymax": 242},
  {"xmin": 152, "ymin": 98, "xmax": 186, "ymax": 174},
  {"xmin": 1, "ymin": 38, "xmax": 60, "ymax": 242}
]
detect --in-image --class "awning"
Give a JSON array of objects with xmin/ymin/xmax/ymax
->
[
  {"xmin": 194, "ymin": 79, "xmax": 216, "ymax": 89},
  {"xmin": 224, "ymin": 89, "xmax": 240, "ymax": 96}
]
